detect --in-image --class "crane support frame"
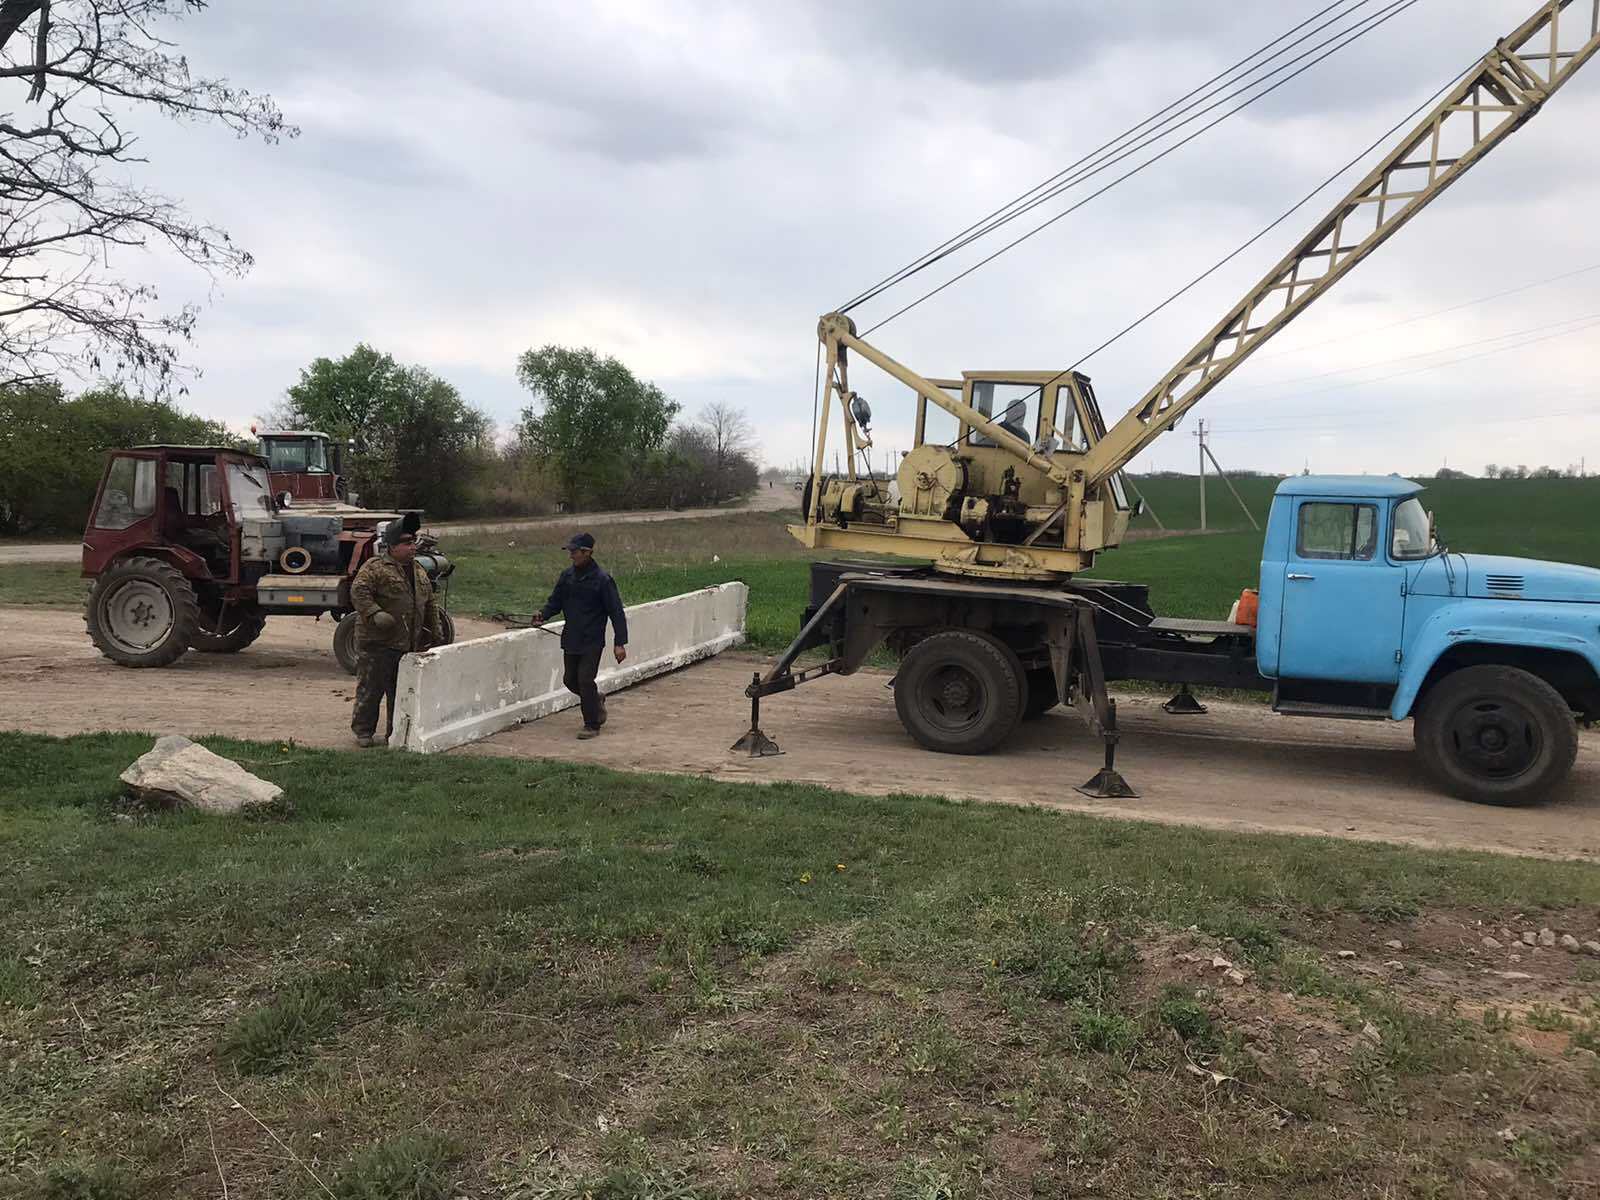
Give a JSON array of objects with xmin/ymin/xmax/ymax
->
[{"xmin": 1081, "ymin": 0, "xmax": 1600, "ymax": 485}]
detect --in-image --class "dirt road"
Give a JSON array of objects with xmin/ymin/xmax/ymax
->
[
  {"xmin": 0, "ymin": 487, "xmax": 802, "ymax": 565},
  {"xmin": 3, "ymin": 605, "xmax": 1596, "ymax": 859}
]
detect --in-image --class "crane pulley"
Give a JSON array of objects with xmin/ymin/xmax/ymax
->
[{"xmin": 795, "ymin": 0, "xmax": 1600, "ymax": 581}]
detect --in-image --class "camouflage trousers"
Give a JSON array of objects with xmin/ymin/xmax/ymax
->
[{"xmin": 351, "ymin": 647, "xmax": 406, "ymax": 739}]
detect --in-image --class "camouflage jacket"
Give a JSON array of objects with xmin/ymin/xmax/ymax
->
[{"xmin": 350, "ymin": 553, "xmax": 442, "ymax": 651}]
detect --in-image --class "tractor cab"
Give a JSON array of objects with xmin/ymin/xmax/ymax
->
[{"xmin": 254, "ymin": 428, "xmax": 348, "ymax": 504}]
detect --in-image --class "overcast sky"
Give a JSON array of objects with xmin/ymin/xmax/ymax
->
[{"xmin": 118, "ymin": 0, "xmax": 1600, "ymax": 476}]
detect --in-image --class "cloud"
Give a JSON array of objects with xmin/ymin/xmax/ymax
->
[{"xmin": 54, "ymin": 0, "xmax": 1600, "ymax": 480}]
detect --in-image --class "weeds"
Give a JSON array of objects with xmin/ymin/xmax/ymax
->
[{"xmin": 332, "ymin": 1132, "xmax": 462, "ymax": 1200}]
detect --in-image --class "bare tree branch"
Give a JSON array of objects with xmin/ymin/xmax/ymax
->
[{"xmin": 0, "ymin": 0, "xmax": 294, "ymax": 394}]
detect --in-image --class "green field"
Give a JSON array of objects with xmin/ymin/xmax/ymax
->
[
  {"xmin": 7, "ymin": 477, "xmax": 1598, "ymax": 650},
  {"xmin": 5, "ymin": 731, "xmax": 1599, "ymax": 1198},
  {"xmin": 1130, "ymin": 474, "xmax": 1600, "ymax": 562}
]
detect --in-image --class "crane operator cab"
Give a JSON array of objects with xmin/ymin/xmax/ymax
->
[{"xmin": 796, "ymin": 347, "xmax": 1136, "ymax": 580}]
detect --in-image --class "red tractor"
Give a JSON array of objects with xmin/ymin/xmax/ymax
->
[
  {"xmin": 254, "ymin": 427, "xmax": 354, "ymax": 507},
  {"xmin": 81, "ymin": 445, "xmax": 455, "ymax": 672}
]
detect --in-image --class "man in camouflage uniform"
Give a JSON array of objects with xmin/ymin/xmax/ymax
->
[{"xmin": 349, "ymin": 526, "xmax": 442, "ymax": 747}]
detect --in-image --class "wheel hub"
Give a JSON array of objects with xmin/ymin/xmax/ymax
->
[
  {"xmin": 1448, "ymin": 698, "xmax": 1539, "ymax": 779},
  {"xmin": 924, "ymin": 664, "xmax": 985, "ymax": 730},
  {"xmin": 103, "ymin": 580, "xmax": 175, "ymax": 653}
]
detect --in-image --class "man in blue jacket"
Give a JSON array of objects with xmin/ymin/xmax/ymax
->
[{"xmin": 532, "ymin": 532, "xmax": 629, "ymax": 738}]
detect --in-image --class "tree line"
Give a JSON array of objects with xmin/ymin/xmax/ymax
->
[{"xmin": 0, "ymin": 346, "xmax": 761, "ymax": 535}]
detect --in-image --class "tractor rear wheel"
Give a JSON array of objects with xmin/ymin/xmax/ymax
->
[
  {"xmin": 893, "ymin": 630, "xmax": 1024, "ymax": 754},
  {"xmin": 333, "ymin": 613, "xmax": 362, "ymax": 675},
  {"xmin": 85, "ymin": 556, "xmax": 200, "ymax": 668},
  {"xmin": 192, "ymin": 607, "xmax": 267, "ymax": 653},
  {"xmin": 437, "ymin": 610, "xmax": 456, "ymax": 647}
]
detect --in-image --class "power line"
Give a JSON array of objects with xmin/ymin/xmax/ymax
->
[
  {"xmin": 1217, "ymin": 310, "xmax": 1600, "ymax": 395},
  {"xmin": 1253, "ymin": 261, "xmax": 1600, "ymax": 361},
  {"xmin": 838, "ymin": 0, "xmax": 1381, "ymax": 314},
  {"xmin": 1206, "ymin": 315, "xmax": 1600, "ymax": 419},
  {"xmin": 857, "ymin": 0, "xmax": 1425, "ymax": 337}
]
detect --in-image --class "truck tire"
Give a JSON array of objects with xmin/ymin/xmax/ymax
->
[
  {"xmin": 84, "ymin": 556, "xmax": 200, "ymax": 668},
  {"xmin": 1023, "ymin": 667, "xmax": 1059, "ymax": 719},
  {"xmin": 893, "ymin": 630, "xmax": 1024, "ymax": 754},
  {"xmin": 333, "ymin": 613, "xmax": 362, "ymax": 676},
  {"xmin": 191, "ymin": 608, "xmax": 267, "ymax": 653},
  {"xmin": 1414, "ymin": 665, "xmax": 1578, "ymax": 806}
]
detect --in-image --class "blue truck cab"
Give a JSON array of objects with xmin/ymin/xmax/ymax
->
[{"xmin": 1251, "ymin": 475, "xmax": 1599, "ymax": 803}]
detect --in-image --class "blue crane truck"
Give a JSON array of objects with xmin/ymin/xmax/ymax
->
[
  {"xmin": 733, "ymin": 3, "xmax": 1600, "ymax": 806},
  {"xmin": 744, "ymin": 475, "xmax": 1597, "ymax": 807}
]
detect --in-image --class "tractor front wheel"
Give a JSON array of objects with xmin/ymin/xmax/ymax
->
[
  {"xmin": 192, "ymin": 607, "xmax": 267, "ymax": 653},
  {"xmin": 85, "ymin": 556, "xmax": 200, "ymax": 668}
]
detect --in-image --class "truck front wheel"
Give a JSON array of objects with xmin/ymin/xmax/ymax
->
[
  {"xmin": 894, "ymin": 630, "xmax": 1024, "ymax": 754},
  {"xmin": 1414, "ymin": 665, "xmax": 1578, "ymax": 806}
]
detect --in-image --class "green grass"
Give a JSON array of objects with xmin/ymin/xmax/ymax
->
[
  {"xmin": 5, "ymin": 731, "xmax": 1600, "ymax": 1198},
  {"xmin": 0, "ymin": 562, "xmax": 83, "ymax": 607}
]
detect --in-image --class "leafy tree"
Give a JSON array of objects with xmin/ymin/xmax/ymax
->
[
  {"xmin": 0, "ymin": 381, "xmax": 237, "ymax": 533},
  {"xmin": 515, "ymin": 346, "xmax": 679, "ymax": 507},
  {"xmin": 0, "ymin": 1, "xmax": 293, "ymax": 394},
  {"xmin": 280, "ymin": 345, "xmax": 491, "ymax": 516}
]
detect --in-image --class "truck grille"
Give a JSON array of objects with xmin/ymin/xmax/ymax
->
[{"xmin": 1483, "ymin": 574, "xmax": 1525, "ymax": 593}]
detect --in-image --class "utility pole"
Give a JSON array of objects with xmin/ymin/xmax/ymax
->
[{"xmin": 1196, "ymin": 421, "xmax": 1261, "ymax": 532}]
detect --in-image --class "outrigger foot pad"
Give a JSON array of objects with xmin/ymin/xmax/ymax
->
[
  {"xmin": 1077, "ymin": 767, "xmax": 1138, "ymax": 799},
  {"xmin": 732, "ymin": 727, "xmax": 783, "ymax": 757},
  {"xmin": 1163, "ymin": 687, "xmax": 1208, "ymax": 715}
]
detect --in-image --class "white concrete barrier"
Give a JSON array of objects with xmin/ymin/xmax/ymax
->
[{"xmin": 389, "ymin": 582, "xmax": 748, "ymax": 753}]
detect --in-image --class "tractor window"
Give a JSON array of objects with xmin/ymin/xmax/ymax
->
[
  {"xmin": 93, "ymin": 457, "xmax": 157, "ymax": 530},
  {"xmin": 164, "ymin": 462, "xmax": 196, "ymax": 515},
  {"xmin": 198, "ymin": 464, "xmax": 223, "ymax": 516},
  {"xmin": 264, "ymin": 438, "xmax": 329, "ymax": 473},
  {"xmin": 970, "ymin": 382, "xmax": 1040, "ymax": 448},
  {"xmin": 225, "ymin": 462, "xmax": 275, "ymax": 522},
  {"xmin": 1296, "ymin": 502, "xmax": 1378, "ymax": 561}
]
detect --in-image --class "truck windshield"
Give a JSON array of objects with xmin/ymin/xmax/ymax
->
[{"xmin": 1391, "ymin": 497, "xmax": 1434, "ymax": 560}]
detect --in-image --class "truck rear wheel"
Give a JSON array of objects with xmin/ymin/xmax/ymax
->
[
  {"xmin": 1414, "ymin": 665, "xmax": 1578, "ymax": 806},
  {"xmin": 85, "ymin": 556, "xmax": 200, "ymax": 668},
  {"xmin": 192, "ymin": 608, "xmax": 267, "ymax": 653},
  {"xmin": 894, "ymin": 630, "xmax": 1024, "ymax": 754}
]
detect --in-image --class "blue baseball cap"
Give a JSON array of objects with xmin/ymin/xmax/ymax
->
[{"xmin": 562, "ymin": 532, "xmax": 595, "ymax": 550}]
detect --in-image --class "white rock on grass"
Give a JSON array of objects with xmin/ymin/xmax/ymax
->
[
  {"xmin": 120, "ymin": 735, "xmax": 283, "ymax": 814},
  {"xmin": 1584, "ymin": 941, "xmax": 1600, "ymax": 958},
  {"xmin": 1481, "ymin": 936, "xmax": 1503, "ymax": 950},
  {"xmin": 1559, "ymin": 934, "xmax": 1581, "ymax": 953},
  {"xmin": 1537, "ymin": 928, "xmax": 1557, "ymax": 948}
]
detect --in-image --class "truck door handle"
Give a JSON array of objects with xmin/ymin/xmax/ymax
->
[{"xmin": 1287, "ymin": 573, "xmax": 1315, "ymax": 581}]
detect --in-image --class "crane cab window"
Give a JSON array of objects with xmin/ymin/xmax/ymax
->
[
  {"xmin": 1296, "ymin": 502, "xmax": 1378, "ymax": 561},
  {"xmin": 916, "ymin": 386, "xmax": 964, "ymax": 448},
  {"xmin": 969, "ymin": 382, "xmax": 1040, "ymax": 447}
]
